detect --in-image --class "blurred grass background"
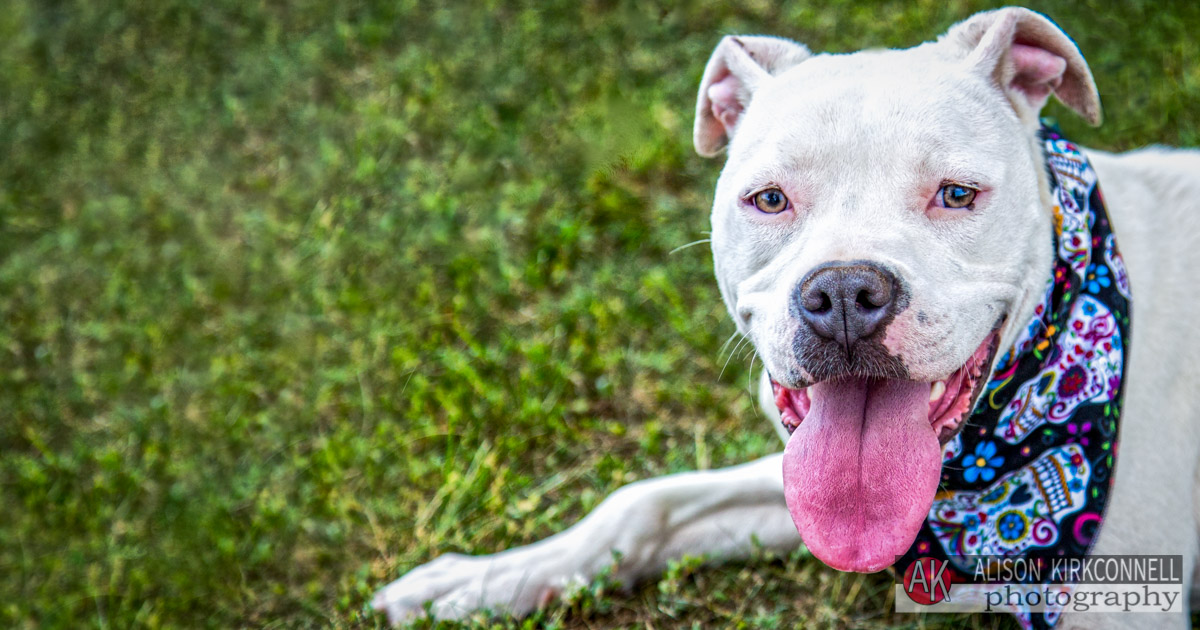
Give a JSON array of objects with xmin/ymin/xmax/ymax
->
[{"xmin": 2, "ymin": 0, "xmax": 1197, "ymax": 628}]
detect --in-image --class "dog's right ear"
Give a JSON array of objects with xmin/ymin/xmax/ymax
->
[
  {"xmin": 694, "ymin": 36, "xmax": 811, "ymax": 157},
  {"xmin": 941, "ymin": 8, "xmax": 1101, "ymax": 126}
]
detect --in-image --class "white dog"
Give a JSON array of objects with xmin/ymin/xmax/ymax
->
[{"xmin": 374, "ymin": 7, "xmax": 1200, "ymax": 629}]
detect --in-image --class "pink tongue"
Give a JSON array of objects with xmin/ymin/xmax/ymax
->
[{"xmin": 782, "ymin": 378, "xmax": 942, "ymax": 573}]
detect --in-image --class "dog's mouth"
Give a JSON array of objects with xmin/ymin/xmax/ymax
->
[
  {"xmin": 773, "ymin": 330, "xmax": 998, "ymax": 444},
  {"xmin": 772, "ymin": 329, "xmax": 1001, "ymax": 573}
]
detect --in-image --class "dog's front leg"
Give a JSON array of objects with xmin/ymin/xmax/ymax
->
[{"xmin": 372, "ymin": 452, "xmax": 800, "ymax": 624}]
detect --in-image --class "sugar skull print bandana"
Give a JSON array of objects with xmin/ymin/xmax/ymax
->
[{"xmin": 779, "ymin": 124, "xmax": 1131, "ymax": 629}]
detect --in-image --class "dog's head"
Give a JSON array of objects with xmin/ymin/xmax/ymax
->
[{"xmin": 694, "ymin": 8, "xmax": 1100, "ymax": 572}]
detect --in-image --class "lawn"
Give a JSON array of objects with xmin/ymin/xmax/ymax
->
[{"xmin": 2, "ymin": 1, "xmax": 1198, "ymax": 628}]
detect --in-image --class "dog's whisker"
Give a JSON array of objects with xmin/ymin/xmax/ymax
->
[
  {"xmin": 746, "ymin": 353, "xmax": 757, "ymax": 394},
  {"xmin": 718, "ymin": 338, "xmax": 743, "ymax": 381},
  {"xmin": 720, "ymin": 335, "xmax": 754, "ymax": 381},
  {"xmin": 668, "ymin": 238, "xmax": 712, "ymax": 255}
]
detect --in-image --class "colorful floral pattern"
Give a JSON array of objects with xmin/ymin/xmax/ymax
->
[
  {"xmin": 1083, "ymin": 263, "xmax": 1110, "ymax": 293},
  {"xmin": 963, "ymin": 441, "xmax": 1005, "ymax": 482},
  {"xmin": 994, "ymin": 295, "xmax": 1123, "ymax": 444},
  {"xmin": 895, "ymin": 124, "xmax": 1130, "ymax": 630},
  {"xmin": 1104, "ymin": 234, "xmax": 1131, "ymax": 299},
  {"xmin": 928, "ymin": 445, "xmax": 1090, "ymax": 558},
  {"xmin": 1047, "ymin": 138, "xmax": 1098, "ymax": 279}
]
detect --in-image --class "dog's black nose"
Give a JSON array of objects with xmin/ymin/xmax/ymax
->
[{"xmin": 796, "ymin": 262, "xmax": 898, "ymax": 353}]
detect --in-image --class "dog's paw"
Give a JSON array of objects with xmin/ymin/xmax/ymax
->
[{"xmin": 372, "ymin": 549, "xmax": 575, "ymax": 625}]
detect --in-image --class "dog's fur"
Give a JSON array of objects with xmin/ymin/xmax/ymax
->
[{"xmin": 374, "ymin": 8, "xmax": 1200, "ymax": 629}]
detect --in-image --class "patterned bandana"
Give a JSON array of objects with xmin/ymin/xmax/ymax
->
[{"xmin": 782, "ymin": 124, "xmax": 1131, "ymax": 629}]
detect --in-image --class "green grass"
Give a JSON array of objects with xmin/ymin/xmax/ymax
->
[{"xmin": 2, "ymin": 1, "xmax": 1197, "ymax": 628}]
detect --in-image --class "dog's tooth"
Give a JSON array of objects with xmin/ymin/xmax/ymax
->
[{"xmin": 930, "ymin": 381, "xmax": 946, "ymax": 402}]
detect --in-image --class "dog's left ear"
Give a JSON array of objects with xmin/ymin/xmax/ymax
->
[
  {"xmin": 942, "ymin": 7, "xmax": 1101, "ymax": 126},
  {"xmin": 694, "ymin": 35, "xmax": 811, "ymax": 157}
]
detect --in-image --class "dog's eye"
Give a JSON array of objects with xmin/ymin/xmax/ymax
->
[
  {"xmin": 753, "ymin": 188, "xmax": 789, "ymax": 214},
  {"xmin": 938, "ymin": 184, "xmax": 978, "ymax": 209}
]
